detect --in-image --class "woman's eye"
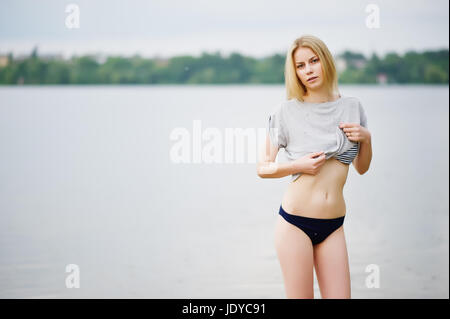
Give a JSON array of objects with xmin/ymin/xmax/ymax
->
[{"xmin": 297, "ymin": 59, "xmax": 318, "ymax": 68}]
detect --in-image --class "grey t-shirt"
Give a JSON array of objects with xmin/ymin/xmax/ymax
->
[{"xmin": 266, "ymin": 95, "xmax": 368, "ymax": 182}]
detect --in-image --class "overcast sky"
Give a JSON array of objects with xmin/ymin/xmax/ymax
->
[{"xmin": 0, "ymin": 0, "xmax": 448, "ymax": 59}]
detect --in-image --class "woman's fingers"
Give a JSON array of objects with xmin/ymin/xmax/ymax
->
[{"xmin": 342, "ymin": 125, "xmax": 361, "ymax": 140}]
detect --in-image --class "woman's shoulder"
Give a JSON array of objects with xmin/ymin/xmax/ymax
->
[
  {"xmin": 270, "ymin": 99, "xmax": 295, "ymax": 114},
  {"xmin": 341, "ymin": 95, "xmax": 360, "ymax": 104},
  {"xmin": 339, "ymin": 95, "xmax": 364, "ymax": 111},
  {"xmin": 280, "ymin": 98, "xmax": 302, "ymax": 110},
  {"xmin": 340, "ymin": 96, "xmax": 368, "ymax": 125}
]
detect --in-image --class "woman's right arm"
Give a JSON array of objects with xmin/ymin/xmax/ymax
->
[
  {"xmin": 256, "ymin": 134, "xmax": 326, "ymax": 178},
  {"xmin": 257, "ymin": 161, "xmax": 300, "ymax": 179},
  {"xmin": 257, "ymin": 133, "xmax": 302, "ymax": 178}
]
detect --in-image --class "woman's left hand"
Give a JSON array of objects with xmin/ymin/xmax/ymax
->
[{"xmin": 339, "ymin": 122, "xmax": 371, "ymax": 143}]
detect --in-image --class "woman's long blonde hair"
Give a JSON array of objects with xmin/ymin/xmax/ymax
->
[{"xmin": 285, "ymin": 35, "xmax": 339, "ymax": 101}]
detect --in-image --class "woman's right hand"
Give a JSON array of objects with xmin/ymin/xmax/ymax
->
[{"xmin": 292, "ymin": 151, "xmax": 326, "ymax": 175}]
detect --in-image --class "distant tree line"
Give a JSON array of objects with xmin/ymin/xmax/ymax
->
[{"xmin": 0, "ymin": 47, "xmax": 448, "ymax": 85}]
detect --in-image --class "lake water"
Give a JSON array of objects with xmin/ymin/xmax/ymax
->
[{"xmin": 0, "ymin": 84, "xmax": 448, "ymax": 298}]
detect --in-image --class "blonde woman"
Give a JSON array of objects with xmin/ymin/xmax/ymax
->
[{"xmin": 257, "ymin": 35, "xmax": 372, "ymax": 299}]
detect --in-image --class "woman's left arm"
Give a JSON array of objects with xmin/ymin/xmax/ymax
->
[{"xmin": 339, "ymin": 122, "xmax": 372, "ymax": 175}]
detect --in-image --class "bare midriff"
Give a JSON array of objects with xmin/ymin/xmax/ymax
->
[{"xmin": 281, "ymin": 158, "xmax": 349, "ymax": 219}]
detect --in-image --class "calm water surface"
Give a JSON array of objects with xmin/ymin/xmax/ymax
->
[{"xmin": 0, "ymin": 84, "xmax": 448, "ymax": 298}]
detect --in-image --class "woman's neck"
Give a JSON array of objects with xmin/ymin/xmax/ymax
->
[{"xmin": 303, "ymin": 88, "xmax": 340, "ymax": 103}]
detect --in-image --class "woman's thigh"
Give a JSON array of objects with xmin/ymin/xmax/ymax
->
[
  {"xmin": 274, "ymin": 215, "xmax": 314, "ymax": 298},
  {"xmin": 313, "ymin": 226, "xmax": 351, "ymax": 299}
]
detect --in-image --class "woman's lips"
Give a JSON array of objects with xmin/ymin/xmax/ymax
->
[{"xmin": 307, "ymin": 76, "xmax": 318, "ymax": 82}]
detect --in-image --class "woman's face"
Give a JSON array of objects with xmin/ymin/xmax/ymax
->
[{"xmin": 293, "ymin": 47, "xmax": 324, "ymax": 91}]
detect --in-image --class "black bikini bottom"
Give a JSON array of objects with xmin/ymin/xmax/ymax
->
[{"xmin": 279, "ymin": 204, "xmax": 345, "ymax": 245}]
